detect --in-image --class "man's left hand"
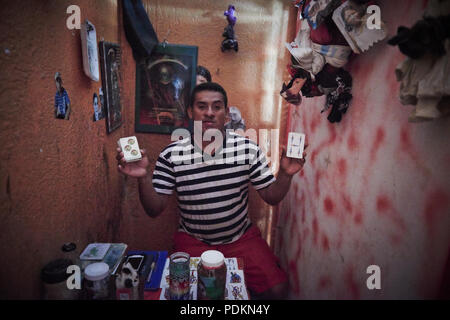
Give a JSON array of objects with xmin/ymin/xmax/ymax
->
[{"xmin": 279, "ymin": 144, "xmax": 307, "ymax": 176}]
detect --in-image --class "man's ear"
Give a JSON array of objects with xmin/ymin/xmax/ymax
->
[{"xmin": 187, "ymin": 105, "xmax": 193, "ymax": 119}]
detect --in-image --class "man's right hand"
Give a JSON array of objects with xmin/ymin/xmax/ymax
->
[{"xmin": 116, "ymin": 148, "xmax": 150, "ymax": 178}]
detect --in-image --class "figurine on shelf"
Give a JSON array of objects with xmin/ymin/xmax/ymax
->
[{"xmin": 221, "ymin": 5, "xmax": 238, "ymax": 52}]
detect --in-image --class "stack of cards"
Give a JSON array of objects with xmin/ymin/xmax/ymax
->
[
  {"xmin": 117, "ymin": 136, "xmax": 142, "ymax": 162},
  {"xmin": 287, "ymin": 132, "xmax": 306, "ymax": 159}
]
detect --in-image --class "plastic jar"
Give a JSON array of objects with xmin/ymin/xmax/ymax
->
[
  {"xmin": 83, "ymin": 262, "xmax": 110, "ymax": 300},
  {"xmin": 197, "ymin": 250, "xmax": 227, "ymax": 300}
]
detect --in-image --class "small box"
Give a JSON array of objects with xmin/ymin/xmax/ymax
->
[
  {"xmin": 287, "ymin": 132, "xmax": 306, "ymax": 159},
  {"xmin": 117, "ymin": 136, "xmax": 142, "ymax": 162}
]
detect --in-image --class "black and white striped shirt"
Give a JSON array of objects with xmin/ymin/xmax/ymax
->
[{"xmin": 152, "ymin": 131, "xmax": 275, "ymax": 245}]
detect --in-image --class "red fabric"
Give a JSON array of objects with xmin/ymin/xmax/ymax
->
[{"xmin": 172, "ymin": 225, "xmax": 288, "ymax": 294}]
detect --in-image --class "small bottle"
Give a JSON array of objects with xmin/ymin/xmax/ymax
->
[
  {"xmin": 83, "ymin": 262, "xmax": 110, "ymax": 300},
  {"xmin": 197, "ymin": 250, "xmax": 227, "ymax": 300}
]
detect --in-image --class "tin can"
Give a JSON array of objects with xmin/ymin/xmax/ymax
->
[{"xmin": 169, "ymin": 252, "xmax": 190, "ymax": 300}]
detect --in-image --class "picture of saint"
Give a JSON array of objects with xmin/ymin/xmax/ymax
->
[{"xmin": 54, "ymin": 72, "xmax": 71, "ymax": 120}]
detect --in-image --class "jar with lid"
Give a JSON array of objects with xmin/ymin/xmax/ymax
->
[
  {"xmin": 83, "ymin": 262, "xmax": 110, "ymax": 300},
  {"xmin": 197, "ymin": 250, "xmax": 227, "ymax": 300}
]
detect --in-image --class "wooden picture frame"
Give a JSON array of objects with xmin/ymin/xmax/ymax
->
[
  {"xmin": 135, "ymin": 43, "xmax": 198, "ymax": 134},
  {"xmin": 99, "ymin": 41, "xmax": 123, "ymax": 133}
]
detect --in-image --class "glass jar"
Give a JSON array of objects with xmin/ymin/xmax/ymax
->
[
  {"xmin": 83, "ymin": 262, "xmax": 110, "ymax": 300},
  {"xmin": 169, "ymin": 252, "xmax": 191, "ymax": 300},
  {"xmin": 197, "ymin": 250, "xmax": 227, "ymax": 300}
]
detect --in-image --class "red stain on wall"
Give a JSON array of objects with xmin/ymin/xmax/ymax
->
[
  {"xmin": 322, "ymin": 234, "xmax": 330, "ymax": 251},
  {"xmin": 345, "ymin": 266, "xmax": 361, "ymax": 300},
  {"xmin": 370, "ymin": 127, "xmax": 385, "ymax": 162},
  {"xmin": 337, "ymin": 158, "xmax": 347, "ymax": 177},
  {"xmin": 324, "ymin": 197, "xmax": 334, "ymax": 216},
  {"xmin": 400, "ymin": 125, "xmax": 420, "ymax": 163},
  {"xmin": 318, "ymin": 275, "xmax": 332, "ymax": 290},
  {"xmin": 423, "ymin": 189, "xmax": 449, "ymax": 235},
  {"xmin": 376, "ymin": 194, "xmax": 407, "ymax": 232},
  {"xmin": 354, "ymin": 211, "xmax": 363, "ymax": 225},
  {"xmin": 312, "ymin": 217, "xmax": 319, "ymax": 245},
  {"xmin": 347, "ymin": 132, "xmax": 359, "ymax": 151},
  {"xmin": 342, "ymin": 194, "xmax": 353, "ymax": 214}
]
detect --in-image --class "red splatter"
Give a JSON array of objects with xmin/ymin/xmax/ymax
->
[
  {"xmin": 318, "ymin": 276, "xmax": 332, "ymax": 290},
  {"xmin": 376, "ymin": 195, "xmax": 391, "ymax": 213},
  {"xmin": 354, "ymin": 212, "xmax": 363, "ymax": 225},
  {"xmin": 345, "ymin": 266, "xmax": 360, "ymax": 300},
  {"xmin": 314, "ymin": 171, "xmax": 322, "ymax": 197},
  {"xmin": 347, "ymin": 132, "xmax": 359, "ymax": 151},
  {"xmin": 322, "ymin": 234, "xmax": 330, "ymax": 251},
  {"xmin": 337, "ymin": 158, "xmax": 347, "ymax": 177},
  {"xmin": 400, "ymin": 125, "xmax": 420, "ymax": 163},
  {"xmin": 423, "ymin": 189, "xmax": 449, "ymax": 235},
  {"xmin": 376, "ymin": 195, "xmax": 407, "ymax": 231},
  {"xmin": 370, "ymin": 127, "xmax": 385, "ymax": 162},
  {"xmin": 342, "ymin": 194, "xmax": 353, "ymax": 213},
  {"xmin": 309, "ymin": 115, "xmax": 320, "ymax": 134},
  {"xmin": 312, "ymin": 217, "xmax": 319, "ymax": 245},
  {"xmin": 324, "ymin": 197, "xmax": 334, "ymax": 215}
]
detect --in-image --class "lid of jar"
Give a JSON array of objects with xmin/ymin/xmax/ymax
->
[
  {"xmin": 84, "ymin": 262, "xmax": 109, "ymax": 281},
  {"xmin": 200, "ymin": 250, "xmax": 225, "ymax": 268}
]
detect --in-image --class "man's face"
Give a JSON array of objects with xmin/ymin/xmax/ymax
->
[
  {"xmin": 196, "ymin": 75, "xmax": 208, "ymax": 85},
  {"xmin": 188, "ymin": 90, "xmax": 228, "ymax": 134}
]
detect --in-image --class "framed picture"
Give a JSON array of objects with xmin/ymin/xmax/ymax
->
[
  {"xmin": 135, "ymin": 43, "xmax": 198, "ymax": 134},
  {"xmin": 99, "ymin": 41, "xmax": 123, "ymax": 133}
]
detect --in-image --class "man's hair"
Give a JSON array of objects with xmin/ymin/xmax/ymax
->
[
  {"xmin": 196, "ymin": 65, "xmax": 212, "ymax": 82},
  {"xmin": 189, "ymin": 82, "xmax": 228, "ymax": 109}
]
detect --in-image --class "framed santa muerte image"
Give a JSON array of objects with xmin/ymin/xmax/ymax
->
[{"xmin": 135, "ymin": 43, "xmax": 198, "ymax": 134}]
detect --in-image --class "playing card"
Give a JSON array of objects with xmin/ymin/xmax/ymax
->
[
  {"xmin": 287, "ymin": 132, "xmax": 305, "ymax": 159},
  {"xmin": 117, "ymin": 136, "xmax": 142, "ymax": 162},
  {"xmin": 226, "ymin": 283, "xmax": 248, "ymax": 300},
  {"xmin": 225, "ymin": 257, "xmax": 238, "ymax": 270},
  {"xmin": 227, "ymin": 269, "xmax": 245, "ymax": 285}
]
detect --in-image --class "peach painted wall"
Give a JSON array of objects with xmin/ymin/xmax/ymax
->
[
  {"xmin": 0, "ymin": 0, "xmax": 295, "ymax": 298},
  {"xmin": 276, "ymin": 0, "xmax": 450, "ymax": 299}
]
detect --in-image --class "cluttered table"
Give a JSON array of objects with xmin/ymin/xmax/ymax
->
[{"xmin": 77, "ymin": 243, "xmax": 249, "ymax": 300}]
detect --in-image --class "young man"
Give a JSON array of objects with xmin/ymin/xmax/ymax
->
[{"xmin": 116, "ymin": 82, "xmax": 307, "ymax": 299}]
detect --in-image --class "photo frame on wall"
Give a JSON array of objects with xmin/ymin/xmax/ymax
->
[
  {"xmin": 135, "ymin": 43, "xmax": 198, "ymax": 134},
  {"xmin": 99, "ymin": 41, "xmax": 123, "ymax": 133}
]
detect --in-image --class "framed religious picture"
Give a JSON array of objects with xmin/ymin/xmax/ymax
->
[
  {"xmin": 99, "ymin": 41, "xmax": 123, "ymax": 133},
  {"xmin": 135, "ymin": 43, "xmax": 198, "ymax": 134}
]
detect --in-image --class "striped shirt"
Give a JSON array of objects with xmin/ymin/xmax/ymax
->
[{"xmin": 152, "ymin": 131, "xmax": 275, "ymax": 245}]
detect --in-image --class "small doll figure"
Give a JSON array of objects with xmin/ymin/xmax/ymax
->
[{"xmin": 221, "ymin": 5, "xmax": 238, "ymax": 52}]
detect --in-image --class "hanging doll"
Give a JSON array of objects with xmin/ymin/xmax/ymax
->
[
  {"xmin": 221, "ymin": 5, "xmax": 238, "ymax": 52},
  {"xmin": 388, "ymin": 0, "xmax": 450, "ymax": 122}
]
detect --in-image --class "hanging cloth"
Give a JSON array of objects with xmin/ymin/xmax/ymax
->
[{"xmin": 122, "ymin": 0, "xmax": 159, "ymax": 60}]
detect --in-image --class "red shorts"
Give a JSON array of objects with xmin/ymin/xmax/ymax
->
[{"xmin": 172, "ymin": 225, "xmax": 288, "ymax": 294}]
